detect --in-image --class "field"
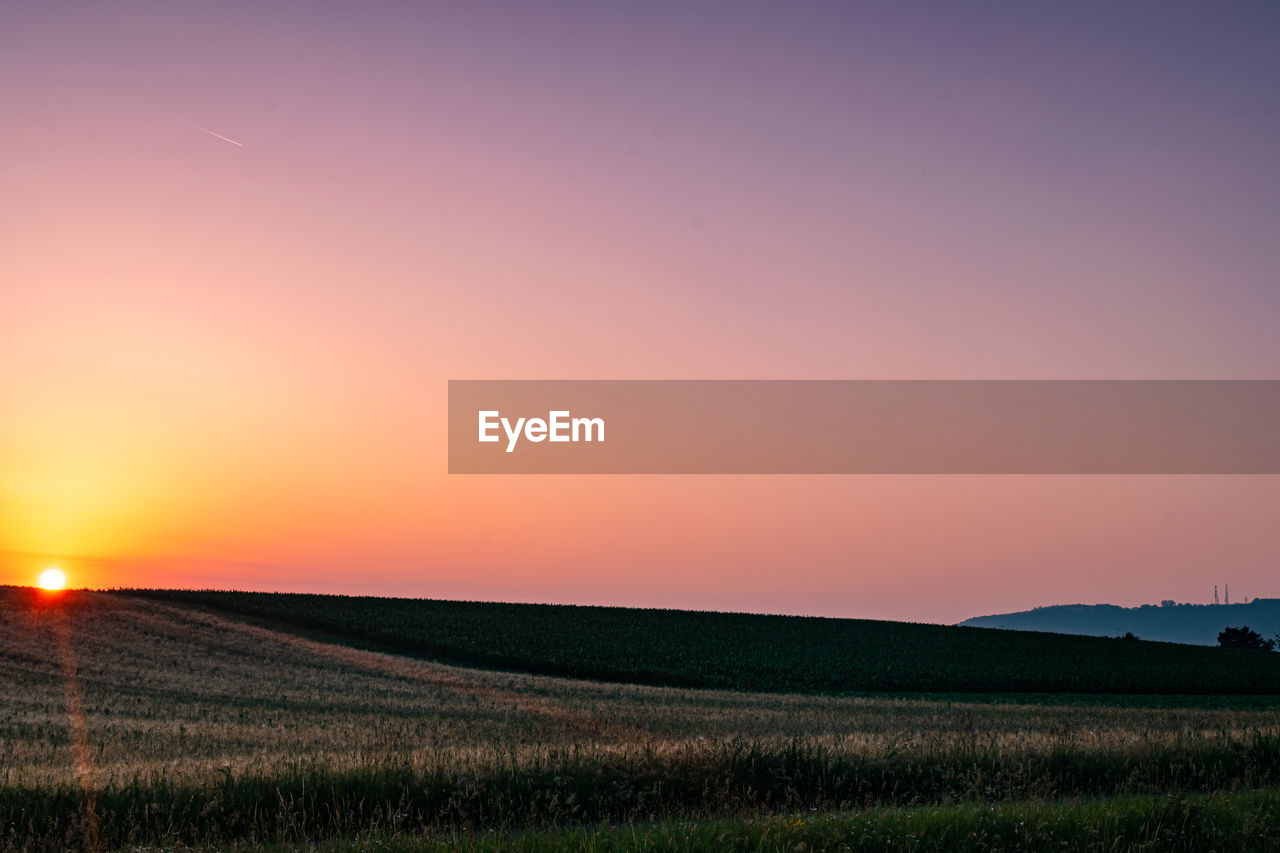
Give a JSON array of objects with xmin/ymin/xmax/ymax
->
[
  {"xmin": 2, "ymin": 587, "xmax": 1280, "ymax": 851},
  {"xmin": 115, "ymin": 588, "xmax": 1280, "ymax": 695}
]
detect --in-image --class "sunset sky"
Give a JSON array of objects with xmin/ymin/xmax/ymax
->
[{"xmin": 3, "ymin": 2, "xmax": 1279, "ymax": 623}]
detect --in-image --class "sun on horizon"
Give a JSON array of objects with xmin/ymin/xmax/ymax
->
[{"xmin": 37, "ymin": 568, "xmax": 67, "ymax": 591}]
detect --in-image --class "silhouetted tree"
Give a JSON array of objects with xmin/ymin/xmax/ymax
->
[{"xmin": 1217, "ymin": 626, "xmax": 1275, "ymax": 651}]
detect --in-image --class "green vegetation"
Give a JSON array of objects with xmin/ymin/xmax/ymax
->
[
  {"xmin": 118, "ymin": 588, "xmax": 1280, "ymax": 695},
  {"xmin": 4, "ymin": 587, "xmax": 1280, "ymax": 851},
  {"xmin": 1219, "ymin": 625, "xmax": 1278, "ymax": 652},
  {"xmin": 9, "ymin": 733, "xmax": 1280, "ymax": 850},
  {"xmin": 295, "ymin": 789, "xmax": 1280, "ymax": 852}
]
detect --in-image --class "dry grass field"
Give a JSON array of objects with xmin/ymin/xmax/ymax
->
[{"xmin": 3, "ymin": 587, "xmax": 1280, "ymax": 851}]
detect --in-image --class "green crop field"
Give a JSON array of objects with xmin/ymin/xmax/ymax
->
[
  {"xmin": 118, "ymin": 588, "xmax": 1280, "ymax": 695},
  {"xmin": 3, "ymin": 587, "xmax": 1280, "ymax": 851}
]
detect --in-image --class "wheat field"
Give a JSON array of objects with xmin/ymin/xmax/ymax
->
[{"xmin": 2, "ymin": 587, "xmax": 1280, "ymax": 850}]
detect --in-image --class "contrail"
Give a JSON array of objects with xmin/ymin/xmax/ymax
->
[{"xmin": 195, "ymin": 125, "xmax": 243, "ymax": 147}]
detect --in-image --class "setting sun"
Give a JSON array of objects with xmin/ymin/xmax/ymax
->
[{"xmin": 37, "ymin": 568, "xmax": 66, "ymax": 591}]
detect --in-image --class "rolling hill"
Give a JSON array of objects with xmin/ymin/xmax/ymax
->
[{"xmin": 113, "ymin": 588, "xmax": 1280, "ymax": 695}]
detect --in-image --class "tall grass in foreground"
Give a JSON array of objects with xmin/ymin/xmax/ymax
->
[
  {"xmin": 5, "ymin": 734, "xmax": 1280, "ymax": 851},
  {"xmin": 324, "ymin": 789, "xmax": 1280, "ymax": 853}
]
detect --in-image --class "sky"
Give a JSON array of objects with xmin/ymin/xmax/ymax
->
[{"xmin": 3, "ymin": 1, "xmax": 1279, "ymax": 623}]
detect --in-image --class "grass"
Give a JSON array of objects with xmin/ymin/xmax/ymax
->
[
  {"xmin": 9, "ymin": 731, "xmax": 1280, "ymax": 846},
  {"xmin": 23, "ymin": 790, "xmax": 1280, "ymax": 851},
  {"xmin": 312, "ymin": 789, "xmax": 1280, "ymax": 852},
  {"xmin": 3, "ymin": 587, "xmax": 1280, "ymax": 851},
  {"xmin": 115, "ymin": 587, "xmax": 1280, "ymax": 695}
]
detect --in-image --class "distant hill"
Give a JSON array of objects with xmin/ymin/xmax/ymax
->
[{"xmin": 959, "ymin": 599, "xmax": 1280, "ymax": 646}]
